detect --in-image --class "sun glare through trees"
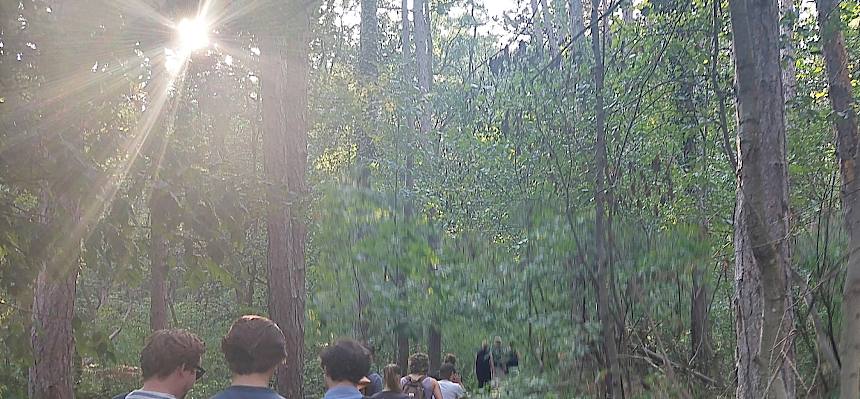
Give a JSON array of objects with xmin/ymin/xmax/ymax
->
[{"xmin": 1, "ymin": 0, "xmax": 859, "ymax": 398}]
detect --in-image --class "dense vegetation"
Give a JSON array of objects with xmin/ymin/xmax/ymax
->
[{"xmin": 1, "ymin": 0, "xmax": 859, "ymax": 398}]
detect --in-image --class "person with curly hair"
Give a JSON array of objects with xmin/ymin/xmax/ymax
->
[
  {"xmin": 400, "ymin": 353, "xmax": 443, "ymax": 399},
  {"xmin": 320, "ymin": 339, "xmax": 372, "ymax": 399}
]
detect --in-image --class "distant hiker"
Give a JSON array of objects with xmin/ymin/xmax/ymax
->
[
  {"xmin": 371, "ymin": 364, "xmax": 408, "ymax": 399},
  {"xmin": 211, "ymin": 315, "xmax": 288, "ymax": 399},
  {"xmin": 401, "ymin": 353, "xmax": 443, "ymax": 399},
  {"xmin": 113, "ymin": 329, "xmax": 205, "ymax": 399},
  {"xmin": 437, "ymin": 363, "xmax": 466, "ymax": 399},
  {"xmin": 490, "ymin": 336, "xmax": 507, "ymax": 380},
  {"xmin": 321, "ymin": 338, "xmax": 372, "ymax": 399},
  {"xmin": 474, "ymin": 341, "xmax": 491, "ymax": 388},
  {"xmin": 506, "ymin": 342, "xmax": 519, "ymax": 375}
]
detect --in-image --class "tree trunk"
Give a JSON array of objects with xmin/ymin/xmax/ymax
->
[
  {"xmin": 414, "ymin": 0, "xmax": 432, "ymax": 140},
  {"xmin": 429, "ymin": 326, "xmax": 442, "ymax": 374},
  {"xmin": 815, "ymin": 0, "xmax": 860, "ymax": 396},
  {"xmin": 591, "ymin": 1, "xmax": 622, "ymax": 396},
  {"xmin": 149, "ymin": 186, "xmax": 169, "ymax": 331},
  {"xmin": 29, "ymin": 178, "xmax": 80, "ymax": 399},
  {"xmin": 396, "ymin": 0, "xmax": 412, "ymax": 375},
  {"xmin": 728, "ymin": 0, "xmax": 795, "ymax": 397},
  {"xmin": 354, "ymin": 0, "xmax": 379, "ymax": 345},
  {"xmin": 260, "ymin": 2, "xmax": 312, "ymax": 397},
  {"xmin": 359, "ymin": 0, "xmax": 380, "ymax": 80}
]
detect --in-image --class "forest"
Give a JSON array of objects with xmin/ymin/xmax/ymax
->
[{"xmin": 1, "ymin": 0, "xmax": 859, "ymax": 398}]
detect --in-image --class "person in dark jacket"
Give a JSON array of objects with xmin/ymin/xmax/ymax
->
[{"xmin": 474, "ymin": 340, "xmax": 491, "ymax": 388}]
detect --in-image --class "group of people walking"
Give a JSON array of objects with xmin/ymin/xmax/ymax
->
[
  {"xmin": 112, "ymin": 315, "xmax": 468, "ymax": 399},
  {"xmin": 474, "ymin": 337, "xmax": 518, "ymax": 389}
]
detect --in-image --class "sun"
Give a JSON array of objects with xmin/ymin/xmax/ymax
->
[{"xmin": 177, "ymin": 17, "xmax": 210, "ymax": 52}]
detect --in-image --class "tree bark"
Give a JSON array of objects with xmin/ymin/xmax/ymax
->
[
  {"xmin": 28, "ymin": 3, "xmax": 85, "ymax": 397},
  {"xmin": 591, "ymin": 0, "xmax": 622, "ymax": 396},
  {"xmin": 149, "ymin": 185, "xmax": 170, "ymax": 331},
  {"xmin": 30, "ymin": 187, "xmax": 80, "ymax": 399},
  {"xmin": 815, "ymin": 0, "xmax": 860, "ymax": 396},
  {"xmin": 260, "ymin": 2, "xmax": 312, "ymax": 397},
  {"xmin": 728, "ymin": 0, "xmax": 796, "ymax": 397}
]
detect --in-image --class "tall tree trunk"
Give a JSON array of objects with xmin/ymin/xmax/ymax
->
[
  {"xmin": 815, "ymin": 0, "xmax": 860, "ymax": 396},
  {"xmin": 728, "ymin": 0, "xmax": 795, "ymax": 398},
  {"xmin": 591, "ymin": 1, "xmax": 622, "ymax": 396},
  {"xmin": 149, "ymin": 186, "xmax": 169, "ymax": 331},
  {"xmin": 354, "ymin": 0, "xmax": 379, "ymax": 345},
  {"xmin": 260, "ymin": 2, "xmax": 312, "ymax": 397},
  {"xmin": 397, "ymin": 0, "xmax": 412, "ymax": 374},
  {"xmin": 28, "ymin": 3, "xmax": 86, "ymax": 397}
]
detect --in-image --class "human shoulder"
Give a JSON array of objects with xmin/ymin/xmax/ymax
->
[{"xmin": 210, "ymin": 386, "xmax": 285, "ymax": 399}]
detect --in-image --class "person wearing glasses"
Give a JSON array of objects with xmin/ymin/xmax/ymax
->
[
  {"xmin": 113, "ymin": 329, "xmax": 206, "ymax": 399},
  {"xmin": 210, "ymin": 315, "xmax": 289, "ymax": 399}
]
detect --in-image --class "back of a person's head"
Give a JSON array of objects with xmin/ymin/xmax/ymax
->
[
  {"xmin": 439, "ymin": 363, "xmax": 456, "ymax": 381},
  {"xmin": 221, "ymin": 315, "xmax": 287, "ymax": 375},
  {"xmin": 140, "ymin": 329, "xmax": 205, "ymax": 380},
  {"xmin": 443, "ymin": 353, "xmax": 457, "ymax": 365},
  {"xmin": 319, "ymin": 338, "xmax": 371, "ymax": 384},
  {"xmin": 408, "ymin": 352, "xmax": 430, "ymax": 375},
  {"xmin": 383, "ymin": 363, "xmax": 402, "ymax": 392}
]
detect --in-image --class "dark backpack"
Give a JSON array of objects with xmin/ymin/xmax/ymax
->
[{"xmin": 402, "ymin": 375, "xmax": 427, "ymax": 399}]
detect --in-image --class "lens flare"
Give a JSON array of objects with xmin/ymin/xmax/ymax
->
[{"xmin": 177, "ymin": 17, "xmax": 209, "ymax": 52}]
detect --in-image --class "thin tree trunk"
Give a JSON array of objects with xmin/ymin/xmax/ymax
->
[
  {"xmin": 260, "ymin": 2, "xmax": 312, "ymax": 397},
  {"xmin": 815, "ymin": 0, "xmax": 860, "ymax": 396},
  {"xmin": 728, "ymin": 0, "xmax": 796, "ymax": 397},
  {"xmin": 591, "ymin": 0, "xmax": 622, "ymax": 396},
  {"xmin": 149, "ymin": 186, "xmax": 169, "ymax": 331},
  {"xmin": 397, "ymin": 0, "xmax": 412, "ymax": 374}
]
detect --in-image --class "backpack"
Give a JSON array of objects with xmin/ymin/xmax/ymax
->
[{"xmin": 402, "ymin": 375, "xmax": 427, "ymax": 399}]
